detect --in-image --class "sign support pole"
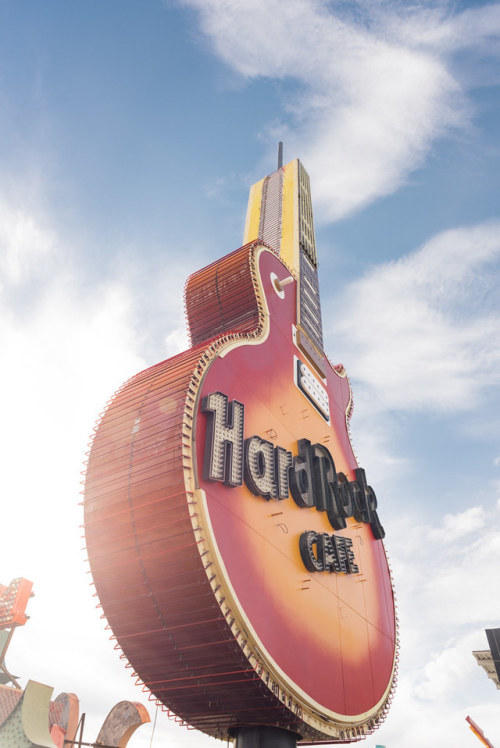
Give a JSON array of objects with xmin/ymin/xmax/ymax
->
[{"xmin": 232, "ymin": 726, "xmax": 299, "ymax": 747}]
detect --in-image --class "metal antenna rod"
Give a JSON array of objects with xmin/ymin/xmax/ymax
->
[{"xmin": 277, "ymin": 141, "xmax": 283, "ymax": 169}]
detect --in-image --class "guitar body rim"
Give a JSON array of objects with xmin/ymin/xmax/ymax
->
[{"xmin": 84, "ymin": 242, "xmax": 398, "ymax": 742}]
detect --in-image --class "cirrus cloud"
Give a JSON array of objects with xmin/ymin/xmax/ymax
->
[
  {"xmin": 178, "ymin": 0, "xmax": 500, "ymax": 219},
  {"xmin": 328, "ymin": 220, "xmax": 500, "ymax": 413}
]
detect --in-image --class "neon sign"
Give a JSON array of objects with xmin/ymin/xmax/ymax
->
[{"xmin": 202, "ymin": 391, "xmax": 385, "ymax": 575}]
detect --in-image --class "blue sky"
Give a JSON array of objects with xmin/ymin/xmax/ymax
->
[{"xmin": 1, "ymin": 1, "xmax": 500, "ymax": 746}]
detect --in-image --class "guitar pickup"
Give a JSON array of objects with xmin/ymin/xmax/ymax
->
[{"xmin": 295, "ymin": 356, "xmax": 330, "ymax": 422}]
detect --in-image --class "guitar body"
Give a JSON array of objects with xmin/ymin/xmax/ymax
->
[{"xmin": 84, "ymin": 241, "xmax": 397, "ymax": 742}]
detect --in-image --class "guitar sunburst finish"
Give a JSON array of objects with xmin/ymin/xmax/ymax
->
[{"xmin": 84, "ymin": 160, "xmax": 398, "ymax": 743}]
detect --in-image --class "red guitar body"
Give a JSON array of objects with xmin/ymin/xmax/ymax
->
[{"xmin": 84, "ymin": 242, "xmax": 397, "ymax": 742}]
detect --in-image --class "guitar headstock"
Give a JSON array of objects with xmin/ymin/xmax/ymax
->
[{"xmin": 244, "ymin": 157, "xmax": 325, "ymax": 375}]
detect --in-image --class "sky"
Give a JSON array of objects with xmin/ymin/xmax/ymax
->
[{"xmin": 1, "ymin": 1, "xmax": 500, "ymax": 746}]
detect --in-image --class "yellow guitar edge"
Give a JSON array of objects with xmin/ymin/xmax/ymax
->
[{"xmin": 243, "ymin": 178, "xmax": 265, "ymax": 245}]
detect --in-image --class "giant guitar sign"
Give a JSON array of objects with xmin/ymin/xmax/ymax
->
[{"xmin": 84, "ymin": 158, "xmax": 398, "ymax": 743}]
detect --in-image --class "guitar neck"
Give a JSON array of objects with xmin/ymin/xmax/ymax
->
[{"xmin": 243, "ymin": 158, "xmax": 325, "ymax": 374}]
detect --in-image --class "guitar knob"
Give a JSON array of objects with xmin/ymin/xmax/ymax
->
[{"xmin": 271, "ymin": 272, "xmax": 294, "ymax": 297}]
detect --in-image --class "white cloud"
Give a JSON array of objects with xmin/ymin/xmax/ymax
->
[
  {"xmin": 388, "ymin": 501, "xmax": 500, "ymax": 635},
  {"xmin": 0, "ymin": 199, "xmax": 55, "ymax": 286},
  {"xmin": 415, "ymin": 631, "xmax": 481, "ymax": 701},
  {"xmin": 431, "ymin": 506, "xmax": 486, "ymax": 542},
  {"xmin": 372, "ymin": 680, "xmax": 500, "ymax": 748},
  {"xmin": 0, "ymin": 185, "xmax": 221, "ymax": 747},
  {"xmin": 327, "ymin": 220, "xmax": 500, "ymax": 414},
  {"xmin": 389, "ymin": 2, "xmax": 500, "ymax": 53},
  {"xmin": 177, "ymin": 0, "xmax": 500, "ymax": 219},
  {"xmin": 369, "ymin": 499, "xmax": 500, "ymax": 746}
]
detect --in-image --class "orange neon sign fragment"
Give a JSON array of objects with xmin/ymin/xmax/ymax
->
[
  {"xmin": 466, "ymin": 716, "xmax": 495, "ymax": 748},
  {"xmin": 0, "ymin": 578, "xmax": 33, "ymax": 629}
]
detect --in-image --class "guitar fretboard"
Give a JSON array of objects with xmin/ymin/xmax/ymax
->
[
  {"xmin": 299, "ymin": 251, "xmax": 323, "ymax": 354},
  {"xmin": 296, "ymin": 161, "xmax": 324, "ymax": 364}
]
